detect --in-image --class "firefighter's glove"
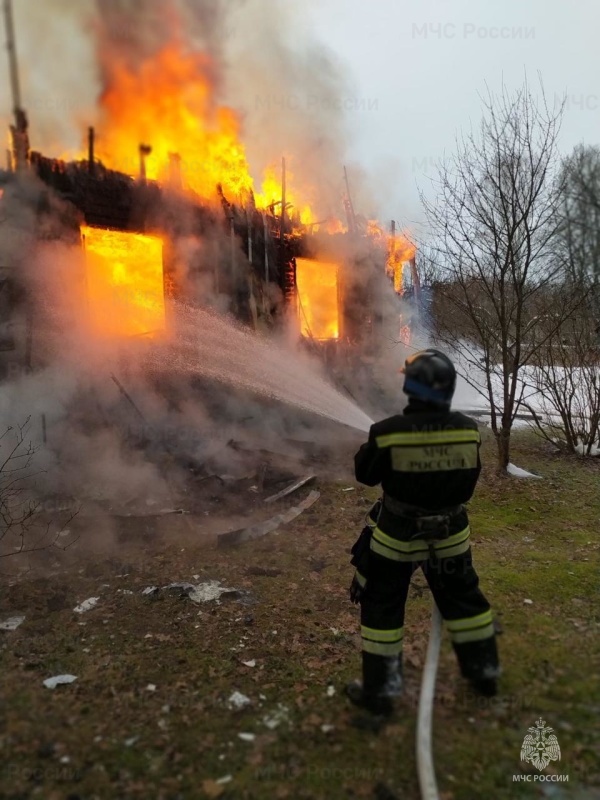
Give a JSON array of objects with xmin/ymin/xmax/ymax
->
[{"xmin": 349, "ymin": 572, "xmax": 366, "ymax": 604}]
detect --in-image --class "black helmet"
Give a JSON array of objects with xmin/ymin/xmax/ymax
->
[{"xmin": 401, "ymin": 349, "xmax": 456, "ymax": 408}]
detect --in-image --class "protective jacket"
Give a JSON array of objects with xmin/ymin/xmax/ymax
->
[
  {"xmin": 354, "ymin": 406, "xmax": 481, "ymax": 562},
  {"xmin": 350, "ymin": 401, "xmax": 499, "ymax": 699}
]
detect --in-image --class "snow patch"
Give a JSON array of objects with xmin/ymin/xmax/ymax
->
[
  {"xmin": 73, "ymin": 597, "xmax": 100, "ymax": 614},
  {"xmin": 507, "ymin": 463, "xmax": 542, "ymax": 479},
  {"xmin": 262, "ymin": 703, "xmax": 290, "ymax": 730},
  {"xmin": 575, "ymin": 439, "xmax": 600, "ymax": 457},
  {"xmin": 227, "ymin": 691, "xmax": 251, "ymax": 710},
  {"xmin": 43, "ymin": 674, "xmax": 77, "ymax": 689},
  {"xmin": 0, "ymin": 615, "xmax": 25, "ymax": 631}
]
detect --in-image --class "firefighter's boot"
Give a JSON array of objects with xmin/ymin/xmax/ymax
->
[
  {"xmin": 454, "ymin": 639, "xmax": 501, "ymax": 697},
  {"xmin": 345, "ymin": 653, "xmax": 402, "ymax": 716}
]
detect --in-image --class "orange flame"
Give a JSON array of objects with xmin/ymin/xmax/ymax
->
[
  {"xmin": 386, "ymin": 234, "xmax": 416, "ymax": 295},
  {"xmin": 81, "ymin": 225, "xmax": 165, "ymax": 338},
  {"xmin": 296, "ymin": 258, "xmax": 340, "ymax": 340},
  {"xmin": 367, "ymin": 219, "xmax": 384, "ymax": 238},
  {"xmin": 89, "ymin": 40, "xmax": 324, "ymax": 228},
  {"xmin": 94, "ymin": 44, "xmax": 253, "ymax": 200}
]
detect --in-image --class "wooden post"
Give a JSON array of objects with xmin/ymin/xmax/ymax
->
[
  {"xmin": 3, "ymin": 0, "xmax": 22, "ymax": 114},
  {"xmin": 139, "ymin": 143, "xmax": 151, "ymax": 183},
  {"xmin": 4, "ymin": 0, "xmax": 29, "ymax": 170},
  {"xmin": 280, "ymin": 156, "xmax": 287, "ymax": 247},
  {"xmin": 410, "ymin": 255, "xmax": 421, "ymax": 310},
  {"xmin": 264, "ymin": 214, "xmax": 269, "ymax": 284},
  {"xmin": 88, "ymin": 127, "xmax": 95, "ymax": 174},
  {"xmin": 343, "ymin": 166, "xmax": 357, "ymax": 234},
  {"xmin": 390, "ymin": 220, "xmax": 396, "ymax": 277},
  {"xmin": 247, "ymin": 208, "xmax": 253, "ymax": 265}
]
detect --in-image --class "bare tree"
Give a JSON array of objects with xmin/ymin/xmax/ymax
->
[
  {"xmin": 558, "ymin": 144, "xmax": 600, "ymax": 318},
  {"xmin": 521, "ymin": 291, "xmax": 600, "ymax": 455},
  {"xmin": 0, "ymin": 418, "xmax": 78, "ymax": 559},
  {"xmin": 421, "ymin": 80, "xmax": 583, "ymax": 470}
]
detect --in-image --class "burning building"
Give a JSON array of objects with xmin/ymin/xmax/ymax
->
[
  {"xmin": 0, "ymin": 0, "xmax": 429, "ymax": 560},
  {"xmin": 0, "ymin": 0, "xmax": 421, "ymax": 383}
]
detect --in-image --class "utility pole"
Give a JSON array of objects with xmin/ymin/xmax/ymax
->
[
  {"xmin": 343, "ymin": 166, "xmax": 357, "ymax": 234},
  {"xmin": 3, "ymin": 0, "xmax": 29, "ymax": 170}
]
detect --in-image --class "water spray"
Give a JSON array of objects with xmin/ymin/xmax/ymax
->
[{"xmin": 150, "ymin": 303, "xmax": 374, "ymax": 433}]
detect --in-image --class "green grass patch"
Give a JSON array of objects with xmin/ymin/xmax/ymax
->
[{"xmin": 0, "ymin": 432, "xmax": 599, "ymax": 799}]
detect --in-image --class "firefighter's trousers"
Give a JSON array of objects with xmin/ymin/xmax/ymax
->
[{"xmin": 360, "ymin": 547, "xmax": 499, "ymax": 694}]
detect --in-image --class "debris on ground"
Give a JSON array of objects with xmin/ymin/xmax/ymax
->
[
  {"xmin": 163, "ymin": 582, "xmax": 196, "ymax": 597},
  {"xmin": 218, "ymin": 490, "xmax": 320, "ymax": 547},
  {"xmin": 188, "ymin": 581, "xmax": 242, "ymax": 604},
  {"xmin": 140, "ymin": 580, "xmax": 242, "ymax": 604},
  {"xmin": 124, "ymin": 736, "xmax": 139, "ymax": 747},
  {"xmin": 227, "ymin": 691, "xmax": 251, "ymax": 710},
  {"xmin": 262, "ymin": 703, "xmax": 290, "ymax": 730},
  {"xmin": 73, "ymin": 597, "xmax": 100, "ymax": 614},
  {"xmin": 43, "ymin": 674, "xmax": 78, "ymax": 689},
  {"xmin": 241, "ymin": 659, "xmax": 256, "ymax": 668},
  {"xmin": 264, "ymin": 475, "xmax": 315, "ymax": 504},
  {"xmin": 238, "ymin": 732, "xmax": 255, "ymax": 742},
  {"xmin": 0, "ymin": 615, "xmax": 25, "ymax": 631}
]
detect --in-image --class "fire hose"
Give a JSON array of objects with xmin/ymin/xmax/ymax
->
[{"xmin": 416, "ymin": 602, "xmax": 443, "ymax": 800}]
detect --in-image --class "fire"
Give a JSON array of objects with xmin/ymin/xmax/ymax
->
[
  {"xmin": 81, "ymin": 226, "xmax": 165, "ymax": 338},
  {"xmin": 94, "ymin": 44, "xmax": 253, "ymax": 200},
  {"xmin": 296, "ymin": 258, "xmax": 340, "ymax": 340},
  {"xmin": 325, "ymin": 218, "xmax": 347, "ymax": 234},
  {"xmin": 367, "ymin": 220, "xmax": 384, "ymax": 238},
  {"xmin": 257, "ymin": 165, "xmax": 316, "ymax": 226},
  {"xmin": 386, "ymin": 234, "xmax": 416, "ymax": 295},
  {"xmin": 91, "ymin": 39, "xmax": 320, "ymax": 225}
]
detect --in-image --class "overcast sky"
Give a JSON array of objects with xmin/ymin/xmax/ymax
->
[
  {"xmin": 2, "ymin": 0, "xmax": 599, "ymax": 228},
  {"xmin": 306, "ymin": 0, "xmax": 600, "ymax": 226}
]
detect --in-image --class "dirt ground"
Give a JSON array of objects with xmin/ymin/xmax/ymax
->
[{"xmin": 1, "ymin": 431, "xmax": 599, "ymax": 799}]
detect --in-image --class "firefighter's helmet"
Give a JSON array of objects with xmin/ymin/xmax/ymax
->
[{"xmin": 400, "ymin": 349, "xmax": 456, "ymax": 408}]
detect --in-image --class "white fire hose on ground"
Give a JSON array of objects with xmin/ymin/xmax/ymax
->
[{"xmin": 416, "ymin": 602, "xmax": 443, "ymax": 800}]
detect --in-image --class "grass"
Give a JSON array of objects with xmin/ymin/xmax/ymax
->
[{"xmin": 0, "ymin": 431, "xmax": 599, "ymax": 799}]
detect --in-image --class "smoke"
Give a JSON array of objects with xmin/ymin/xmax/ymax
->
[
  {"xmin": 222, "ymin": 0, "xmax": 366, "ymax": 217},
  {"xmin": 0, "ymin": 172, "xmax": 366, "ymax": 545},
  {"xmin": 0, "ymin": 0, "xmax": 96, "ymax": 154},
  {"xmin": 1, "ymin": 0, "xmax": 376, "ymax": 219},
  {"xmin": 0, "ymin": 1, "xmax": 418, "ymax": 563},
  {"xmin": 89, "ymin": 0, "xmax": 364, "ymax": 215}
]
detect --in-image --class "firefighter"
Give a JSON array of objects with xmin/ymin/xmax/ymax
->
[{"xmin": 345, "ymin": 349, "xmax": 500, "ymax": 716}]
